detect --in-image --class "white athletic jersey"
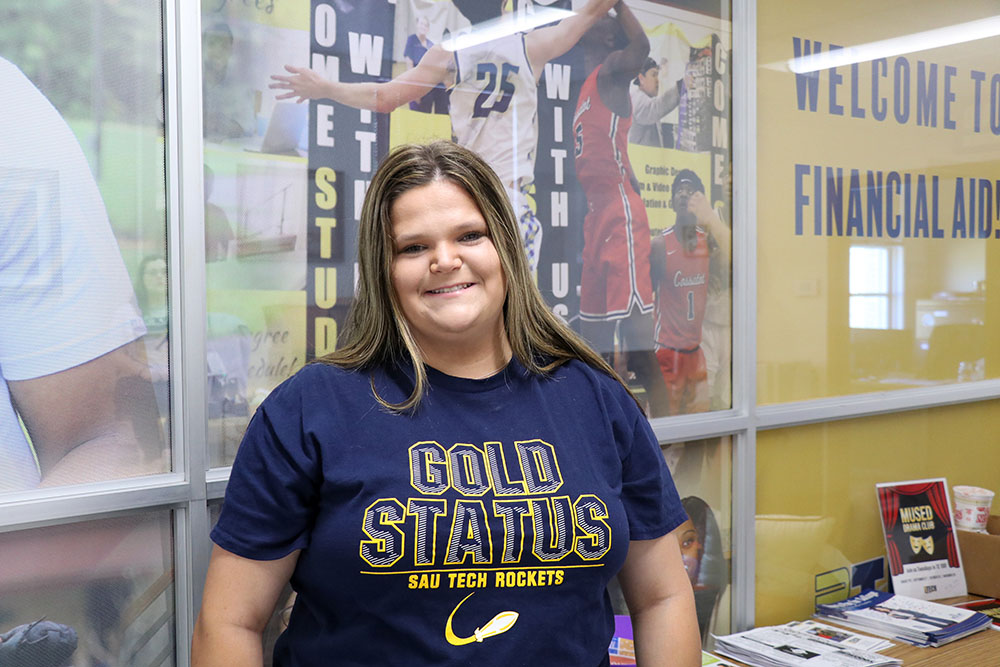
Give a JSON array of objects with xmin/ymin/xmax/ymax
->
[
  {"xmin": 0, "ymin": 58, "xmax": 145, "ymax": 491},
  {"xmin": 450, "ymin": 32, "xmax": 537, "ymax": 188}
]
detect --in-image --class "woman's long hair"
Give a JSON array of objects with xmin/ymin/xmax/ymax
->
[{"xmin": 319, "ymin": 140, "xmax": 635, "ymax": 412}]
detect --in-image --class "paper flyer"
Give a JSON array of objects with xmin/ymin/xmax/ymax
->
[{"xmin": 875, "ymin": 478, "xmax": 966, "ymax": 599}]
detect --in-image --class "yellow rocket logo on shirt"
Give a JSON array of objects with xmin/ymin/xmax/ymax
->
[{"xmin": 444, "ymin": 592, "xmax": 519, "ymax": 646}]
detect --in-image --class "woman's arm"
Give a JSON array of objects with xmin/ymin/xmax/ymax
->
[
  {"xmin": 192, "ymin": 545, "xmax": 300, "ymax": 666},
  {"xmin": 618, "ymin": 531, "xmax": 701, "ymax": 666}
]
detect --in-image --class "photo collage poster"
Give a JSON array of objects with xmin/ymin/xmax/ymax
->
[{"xmin": 200, "ymin": 0, "xmax": 732, "ymax": 457}]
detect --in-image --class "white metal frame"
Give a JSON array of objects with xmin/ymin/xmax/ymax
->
[{"xmin": 3, "ymin": 0, "xmax": 1000, "ymax": 660}]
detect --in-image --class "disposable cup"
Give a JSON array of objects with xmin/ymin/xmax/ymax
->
[{"xmin": 953, "ymin": 485, "xmax": 995, "ymax": 532}]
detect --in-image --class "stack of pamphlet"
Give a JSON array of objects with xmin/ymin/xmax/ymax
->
[
  {"xmin": 953, "ymin": 598, "xmax": 1000, "ymax": 629},
  {"xmin": 713, "ymin": 620, "xmax": 900, "ymax": 667},
  {"xmin": 815, "ymin": 590, "xmax": 992, "ymax": 647}
]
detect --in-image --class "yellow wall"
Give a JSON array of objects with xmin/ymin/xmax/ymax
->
[
  {"xmin": 757, "ymin": 0, "xmax": 1000, "ymax": 403},
  {"xmin": 755, "ymin": 400, "xmax": 1000, "ymax": 625}
]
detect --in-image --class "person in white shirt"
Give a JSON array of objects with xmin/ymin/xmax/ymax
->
[
  {"xmin": 0, "ymin": 57, "xmax": 164, "ymax": 491},
  {"xmin": 628, "ymin": 57, "xmax": 687, "ymax": 148}
]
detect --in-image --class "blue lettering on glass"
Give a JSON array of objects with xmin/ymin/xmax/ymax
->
[
  {"xmin": 828, "ymin": 44, "xmax": 844, "ymax": 116},
  {"xmin": 792, "ymin": 37, "xmax": 821, "ymax": 112},
  {"xmin": 871, "ymin": 59, "xmax": 888, "ymax": 121},
  {"xmin": 952, "ymin": 178, "xmax": 968, "ymax": 238},
  {"xmin": 851, "ymin": 62, "xmax": 865, "ymax": 119},
  {"xmin": 866, "ymin": 171, "xmax": 883, "ymax": 237},
  {"xmin": 893, "ymin": 57, "xmax": 910, "ymax": 124},
  {"xmin": 794, "ymin": 163, "xmax": 810, "ymax": 235},
  {"xmin": 991, "ymin": 74, "xmax": 1000, "ymax": 135},
  {"xmin": 970, "ymin": 70, "xmax": 986, "ymax": 133},
  {"xmin": 916, "ymin": 61, "xmax": 938, "ymax": 127},
  {"xmin": 846, "ymin": 169, "xmax": 864, "ymax": 236},
  {"xmin": 943, "ymin": 65, "xmax": 957, "ymax": 130}
]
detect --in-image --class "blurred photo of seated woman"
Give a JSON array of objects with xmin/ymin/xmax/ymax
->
[
  {"xmin": 678, "ymin": 496, "xmax": 728, "ymax": 643},
  {"xmin": 192, "ymin": 141, "xmax": 699, "ymax": 666}
]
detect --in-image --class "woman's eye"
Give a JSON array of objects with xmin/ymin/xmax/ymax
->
[
  {"xmin": 399, "ymin": 244, "xmax": 425, "ymax": 255},
  {"xmin": 460, "ymin": 231, "xmax": 485, "ymax": 242}
]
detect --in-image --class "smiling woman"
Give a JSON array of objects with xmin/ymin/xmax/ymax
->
[
  {"xmin": 389, "ymin": 179, "xmax": 510, "ymax": 379},
  {"xmin": 193, "ymin": 141, "xmax": 701, "ymax": 667}
]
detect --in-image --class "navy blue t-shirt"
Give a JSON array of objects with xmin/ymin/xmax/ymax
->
[{"xmin": 212, "ymin": 358, "xmax": 686, "ymax": 666}]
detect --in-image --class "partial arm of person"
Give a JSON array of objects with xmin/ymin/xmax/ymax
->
[
  {"xmin": 688, "ymin": 191, "xmax": 732, "ymax": 265},
  {"xmin": 524, "ymin": 0, "xmax": 618, "ymax": 76},
  {"xmin": 9, "ymin": 339, "xmax": 165, "ymax": 487},
  {"xmin": 192, "ymin": 545, "xmax": 299, "ymax": 666},
  {"xmin": 618, "ymin": 531, "xmax": 701, "ymax": 666},
  {"xmin": 601, "ymin": 1, "xmax": 650, "ymax": 81},
  {"xmin": 269, "ymin": 45, "xmax": 452, "ymax": 112},
  {"xmin": 649, "ymin": 232, "xmax": 666, "ymax": 287}
]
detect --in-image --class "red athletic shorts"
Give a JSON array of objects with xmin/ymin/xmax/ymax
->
[
  {"xmin": 579, "ymin": 182, "xmax": 653, "ymax": 321},
  {"xmin": 656, "ymin": 345, "xmax": 709, "ymax": 415}
]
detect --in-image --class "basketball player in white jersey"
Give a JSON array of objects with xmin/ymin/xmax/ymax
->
[{"xmin": 270, "ymin": 0, "xmax": 618, "ymax": 274}]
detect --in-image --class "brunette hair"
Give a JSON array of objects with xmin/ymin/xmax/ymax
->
[{"xmin": 320, "ymin": 140, "xmax": 634, "ymax": 412}]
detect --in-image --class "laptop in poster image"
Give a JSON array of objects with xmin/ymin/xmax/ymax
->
[{"xmin": 245, "ymin": 102, "xmax": 307, "ymax": 156}]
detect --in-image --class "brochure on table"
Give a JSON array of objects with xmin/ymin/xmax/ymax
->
[
  {"xmin": 815, "ymin": 590, "xmax": 992, "ymax": 647},
  {"xmin": 875, "ymin": 478, "xmax": 966, "ymax": 599},
  {"xmin": 954, "ymin": 598, "xmax": 1000, "ymax": 629},
  {"xmin": 713, "ymin": 622, "xmax": 901, "ymax": 667}
]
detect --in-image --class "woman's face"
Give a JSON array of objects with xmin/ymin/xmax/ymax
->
[
  {"xmin": 676, "ymin": 519, "xmax": 703, "ymax": 585},
  {"xmin": 389, "ymin": 179, "xmax": 508, "ymax": 357}
]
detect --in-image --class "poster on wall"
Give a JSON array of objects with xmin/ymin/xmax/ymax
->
[
  {"xmin": 198, "ymin": 0, "xmax": 733, "ymax": 465},
  {"xmin": 292, "ymin": 0, "xmax": 733, "ymax": 421},
  {"xmin": 199, "ymin": 1, "xmax": 312, "ymax": 463},
  {"xmin": 875, "ymin": 478, "xmax": 966, "ymax": 600}
]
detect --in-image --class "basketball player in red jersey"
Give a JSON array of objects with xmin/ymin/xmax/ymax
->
[
  {"xmin": 573, "ymin": 1, "xmax": 670, "ymax": 416},
  {"xmin": 651, "ymin": 169, "xmax": 731, "ymax": 415}
]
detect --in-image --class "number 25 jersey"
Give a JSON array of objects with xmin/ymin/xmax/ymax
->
[{"xmin": 450, "ymin": 32, "xmax": 537, "ymax": 188}]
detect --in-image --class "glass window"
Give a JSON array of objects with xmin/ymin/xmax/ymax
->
[
  {"xmin": 757, "ymin": 0, "xmax": 1000, "ymax": 403},
  {"xmin": 201, "ymin": 2, "xmax": 310, "ymax": 467},
  {"xmin": 848, "ymin": 245, "xmax": 904, "ymax": 330},
  {"xmin": 756, "ymin": 400, "xmax": 1000, "ymax": 626},
  {"xmin": 0, "ymin": 512, "xmax": 174, "ymax": 665},
  {"xmin": 202, "ymin": 0, "xmax": 736, "ymax": 469},
  {"xmin": 1, "ymin": 1, "xmax": 169, "ymax": 491},
  {"xmin": 664, "ymin": 437, "xmax": 733, "ymax": 643}
]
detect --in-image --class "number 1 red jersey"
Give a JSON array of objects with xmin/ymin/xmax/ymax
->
[{"xmin": 654, "ymin": 227, "xmax": 709, "ymax": 350}]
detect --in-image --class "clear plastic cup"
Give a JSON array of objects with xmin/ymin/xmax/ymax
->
[{"xmin": 953, "ymin": 485, "xmax": 995, "ymax": 532}]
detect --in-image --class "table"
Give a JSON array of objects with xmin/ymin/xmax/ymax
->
[
  {"xmin": 714, "ymin": 596, "xmax": 1000, "ymax": 666},
  {"xmin": 876, "ymin": 624, "xmax": 1000, "ymax": 665}
]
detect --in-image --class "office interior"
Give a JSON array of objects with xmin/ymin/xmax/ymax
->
[{"xmin": 0, "ymin": 0, "xmax": 998, "ymax": 664}]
